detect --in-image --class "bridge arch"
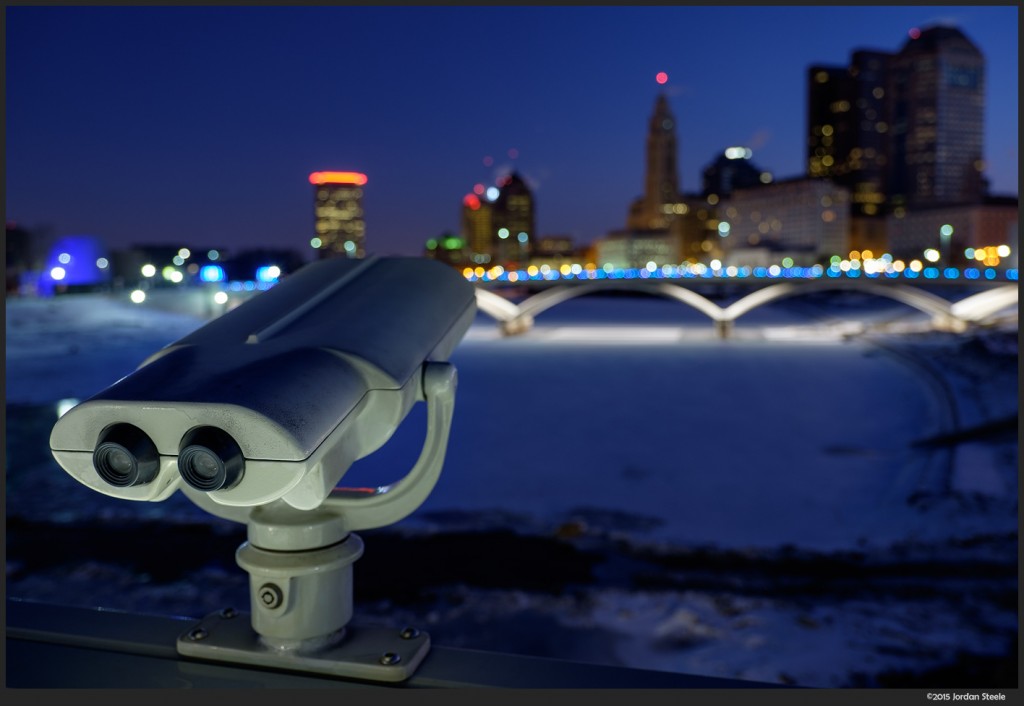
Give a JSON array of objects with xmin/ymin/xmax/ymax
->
[
  {"xmin": 721, "ymin": 279, "xmax": 956, "ymax": 325},
  {"xmin": 515, "ymin": 278, "xmax": 724, "ymax": 324}
]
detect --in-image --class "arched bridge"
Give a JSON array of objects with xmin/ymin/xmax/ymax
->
[{"xmin": 473, "ymin": 279, "xmax": 1018, "ymax": 338}]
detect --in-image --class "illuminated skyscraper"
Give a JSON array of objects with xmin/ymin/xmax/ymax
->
[
  {"xmin": 808, "ymin": 26, "xmax": 986, "ymax": 213},
  {"xmin": 492, "ymin": 172, "xmax": 534, "ymax": 268},
  {"xmin": 807, "ymin": 51, "xmax": 892, "ymax": 218},
  {"xmin": 461, "ymin": 191, "xmax": 494, "ymax": 264},
  {"xmin": 888, "ymin": 26, "xmax": 985, "ymax": 209},
  {"xmin": 309, "ymin": 171, "xmax": 367, "ymax": 259},
  {"xmin": 628, "ymin": 94, "xmax": 680, "ymax": 230}
]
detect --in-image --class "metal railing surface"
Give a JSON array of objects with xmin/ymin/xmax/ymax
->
[{"xmin": 6, "ymin": 599, "xmax": 779, "ymax": 689}]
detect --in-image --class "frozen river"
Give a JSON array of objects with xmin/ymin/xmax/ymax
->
[{"xmin": 5, "ymin": 290, "xmax": 1018, "ymax": 687}]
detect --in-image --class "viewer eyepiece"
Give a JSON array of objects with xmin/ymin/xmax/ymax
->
[
  {"xmin": 178, "ymin": 427, "xmax": 245, "ymax": 491},
  {"xmin": 93, "ymin": 424, "xmax": 160, "ymax": 487}
]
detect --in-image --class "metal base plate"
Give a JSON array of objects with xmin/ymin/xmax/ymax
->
[{"xmin": 177, "ymin": 611, "xmax": 430, "ymax": 683}]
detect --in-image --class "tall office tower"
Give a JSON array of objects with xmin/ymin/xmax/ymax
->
[
  {"xmin": 309, "ymin": 171, "xmax": 367, "ymax": 259},
  {"xmin": 627, "ymin": 94, "xmax": 681, "ymax": 230},
  {"xmin": 492, "ymin": 172, "xmax": 534, "ymax": 267},
  {"xmin": 807, "ymin": 66, "xmax": 852, "ymax": 182},
  {"xmin": 807, "ymin": 50, "xmax": 892, "ymax": 218},
  {"xmin": 461, "ymin": 192, "xmax": 494, "ymax": 264},
  {"xmin": 887, "ymin": 26, "xmax": 985, "ymax": 209}
]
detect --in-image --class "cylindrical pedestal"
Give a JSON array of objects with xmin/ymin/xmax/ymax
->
[{"xmin": 236, "ymin": 533, "xmax": 364, "ymax": 651}]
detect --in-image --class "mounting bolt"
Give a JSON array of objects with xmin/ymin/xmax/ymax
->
[
  {"xmin": 219, "ymin": 607, "xmax": 237, "ymax": 619},
  {"xmin": 258, "ymin": 583, "xmax": 284, "ymax": 610},
  {"xmin": 380, "ymin": 652, "xmax": 402, "ymax": 666},
  {"xmin": 188, "ymin": 628, "xmax": 208, "ymax": 641},
  {"xmin": 400, "ymin": 627, "xmax": 420, "ymax": 640}
]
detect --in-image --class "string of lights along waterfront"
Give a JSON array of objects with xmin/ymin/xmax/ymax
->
[{"xmin": 461, "ymin": 259, "xmax": 1018, "ymax": 285}]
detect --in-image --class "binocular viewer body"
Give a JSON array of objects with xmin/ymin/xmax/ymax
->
[{"xmin": 50, "ymin": 256, "xmax": 476, "ymax": 512}]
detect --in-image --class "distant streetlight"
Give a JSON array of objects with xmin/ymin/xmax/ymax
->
[{"xmin": 939, "ymin": 224, "xmax": 953, "ymax": 260}]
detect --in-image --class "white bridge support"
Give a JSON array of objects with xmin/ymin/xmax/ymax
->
[
  {"xmin": 722, "ymin": 279, "xmax": 965, "ymax": 335},
  {"xmin": 474, "ymin": 278, "xmax": 1010, "ymax": 338},
  {"xmin": 474, "ymin": 289, "xmax": 534, "ymax": 335},
  {"xmin": 950, "ymin": 285, "xmax": 1019, "ymax": 324}
]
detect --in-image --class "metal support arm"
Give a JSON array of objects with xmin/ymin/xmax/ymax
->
[{"xmin": 177, "ymin": 362, "xmax": 457, "ymax": 682}]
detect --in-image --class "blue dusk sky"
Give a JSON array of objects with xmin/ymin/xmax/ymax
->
[{"xmin": 5, "ymin": 5, "xmax": 1019, "ymax": 257}]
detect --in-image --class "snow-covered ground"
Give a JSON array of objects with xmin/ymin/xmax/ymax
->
[{"xmin": 5, "ymin": 289, "xmax": 1018, "ymax": 687}]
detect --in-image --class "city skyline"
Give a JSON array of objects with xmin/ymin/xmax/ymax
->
[{"xmin": 6, "ymin": 5, "xmax": 1018, "ymax": 258}]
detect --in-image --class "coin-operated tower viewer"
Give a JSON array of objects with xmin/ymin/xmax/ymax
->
[{"xmin": 50, "ymin": 256, "xmax": 477, "ymax": 681}]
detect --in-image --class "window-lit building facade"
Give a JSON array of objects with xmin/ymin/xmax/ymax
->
[
  {"xmin": 808, "ymin": 26, "xmax": 987, "ymax": 219},
  {"xmin": 529, "ymin": 235, "xmax": 576, "ymax": 269},
  {"xmin": 309, "ymin": 171, "xmax": 367, "ymax": 259},
  {"xmin": 885, "ymin": 197, "xmax": 1017, "ymax": 266},
  {"xmin": 722, "ymin": 178, "xmax": 851, "ymax": 263},
  {"xmin": 807, "ymin": 51, "xmax": 892, "ymax": 219},
  {"xmin": 492, "ymin": 172, "xmax": 534, "ymax": 268},
  {"xmin": 888, "ymin": 26, "xmax": 986, "ymax": 209},
  {"xmin": 596, "ymin": 229, "xmax": 683, "ymax": 270},
  {"xmin": 461, "ymin": 192, "xmax": 493, "ymax": 265}
]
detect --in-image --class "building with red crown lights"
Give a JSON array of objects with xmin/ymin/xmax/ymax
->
[{"xmin": 309, "ymin": 171, "xmax": 367, "ymax": 259}]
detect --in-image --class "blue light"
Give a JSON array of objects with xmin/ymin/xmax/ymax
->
[
  {"xmin": 41, "ymin": 235, "xmax": 110, "ymax": 295},
  {"xmin": 753, "ymin": 267, "xmax": 766, "ymax": 278},
  {"xmin": 903, "ymin": 269, "xmax": 919, "ymax": 279},
  {"xmin": 885, "ymin": 271, "xmax": 899, "ymax": 279},
  {"xmin": 255, "ymin": 266, "xmax": 281, "ymax": 283},
  {"xmin": 984, "ymin": 268, "xmax": 996, "ymax": 280},
  {"xmin": 200, "ymin": 265, "xmax": 226, "ymax": 283},
  {"xmin": 1008, "ymin": 269, "xmax": 1018, "ymax": 281},
  {"xmin": 847, "ymin": 269, "xmax": 861, "ymax": 278},
  {"xmin": 737, "ymin": 267, "xmax": 750, "ymax": 278},
  {"xmin": 229, "ymin": 281, "xmax": 243, "ymax": 291},
  {"xmin": 923, "ymin": 268, "xmax": 939, "ymax": 279},
  {"xmin": 243, "ymin": 281, "xmax": 255, "ymax": 291},
  {"xmin": 964, "ymin": 268, "xmax": 979, "ymax": 279},
  {"xmin": 826, "ymin": 268, "xmax": 840, "ymax": 278},
  {"xmin": 943, "ymin": 267, "xmax": 959, "ymax": 279}
]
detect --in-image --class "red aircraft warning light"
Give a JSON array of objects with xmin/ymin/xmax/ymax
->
[{"xmin": 308, "ymin": 171, "xmax": 368, "ymax": 186}]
